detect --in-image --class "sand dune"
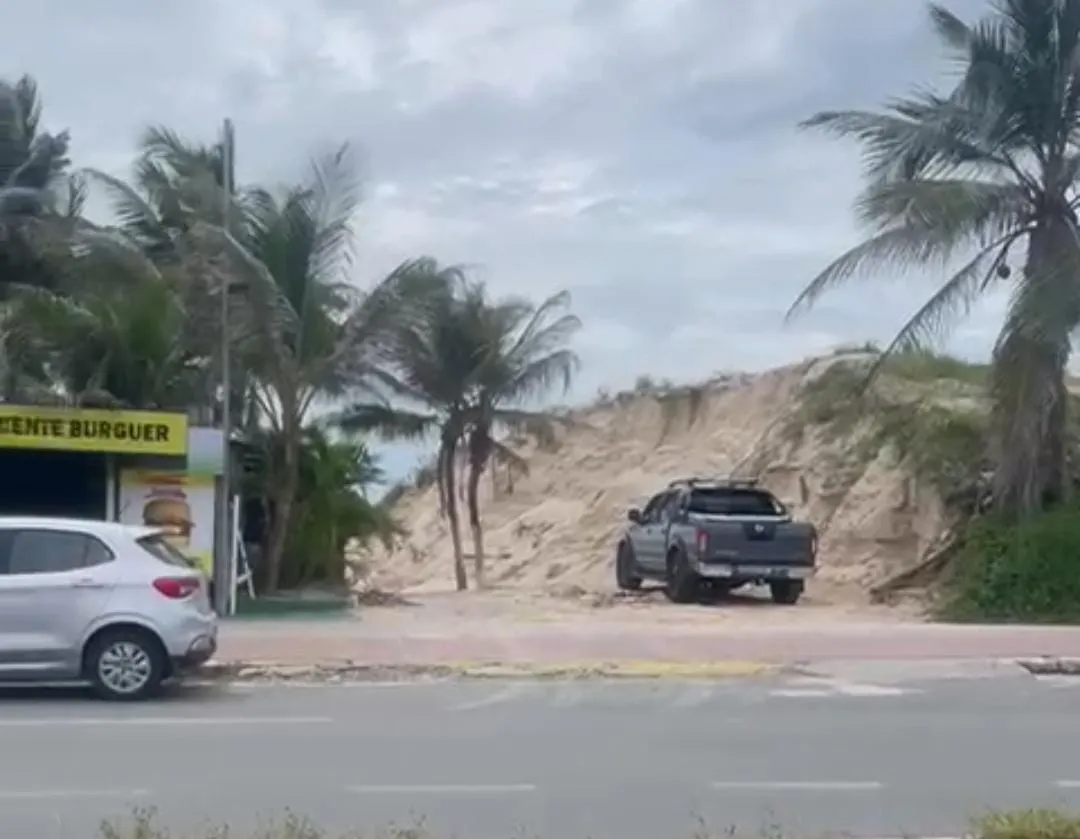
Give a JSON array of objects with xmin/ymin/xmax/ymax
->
[{"xmin": 364, "ymin": 353, "xmax": 973, "ymax": 606}]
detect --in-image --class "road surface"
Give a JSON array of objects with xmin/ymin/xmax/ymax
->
[{"xmin": 3, "ymin": 670, "xmax": 1080, "ymax": 838}]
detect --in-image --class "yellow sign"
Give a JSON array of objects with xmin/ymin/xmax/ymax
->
[{"xmin": 0, "ymin": 406, "xmax": 188, "ymax": 455}]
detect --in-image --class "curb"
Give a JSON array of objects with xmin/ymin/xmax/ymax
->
[
  {"xmin": 198, "ymin": 659, "xmax": 784, "ymax": 683},
  {"xmin": 445, "ymin": 660, "xmax": 782, "ymax": 679},
  {"xmin": 1018, "ymin": 657, "xmax": 1080, "ymax": 676}
]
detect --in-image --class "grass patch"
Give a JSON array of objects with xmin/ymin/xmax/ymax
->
[
  {"xmin": 782, "ymin": 353, "xmax": 990, "ymax": 504},
  {"xmin": 936, "ymin": 505, "xmax": 1080, "ymax": 623},
  {"xmin": 866, "ymin": 401, "xmax": 988, "ymax": 500},
  {"xmin": 782, "ymin": 362, "xmax": 873, "ymax": 441},
  {"xmin": 974, "ymin": 808, "xmax": 1080, "ymax": 839},
  {"xmin": 96, "ymin": 807, "xmax": 1080, "ymax": 839},
  {"xmin": 882, "ymin": 349, "xmax": 991, "ymax": 385}
]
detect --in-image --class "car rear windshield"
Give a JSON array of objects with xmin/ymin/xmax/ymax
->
[
  {"xmin": 687, "ymin": 488, "xmax": 783, "ymax": 516},
  {"xmin": 137, "ymin": 534, "xmax": 196, "ymax": 569}
]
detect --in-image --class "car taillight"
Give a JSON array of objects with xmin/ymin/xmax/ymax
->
[
  {"xmin": 153, "ymin": 577, "xmax": 200, "ymax": 599},
  {"xmin": 695, "ymin": 529, "xmax": 708, "ymax": 554}
]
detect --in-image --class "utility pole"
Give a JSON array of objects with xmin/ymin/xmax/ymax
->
[{"xmin": 213, "ymin": 118, "xmax": 235, "ymax": 616}]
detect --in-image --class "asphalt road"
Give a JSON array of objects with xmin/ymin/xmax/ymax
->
[{"xmin": 3, "ymin": 673, "xmax": 1080, "ymax": 839}]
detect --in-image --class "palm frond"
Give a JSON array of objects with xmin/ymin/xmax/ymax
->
[
  {"xmin": 489, "ymin": 407, "xmax": 573, "ymax": 448},
  {"xmin": 864, "ymin": 229, "xmax": 1026, "ymax": 383},
  {"xmin": 855, "ymin": 179, "xmax": 1029, "ymax": 236},
  {"xmin": 928, "ymin": 3, "xmax": 973, "ymax": 54},
  {"xmin": 81, "ymin": 167, "xmax": 172, "ymax": 246},
  {"xmin": 0, "ymin": 78, "xmax": 38, "ymax": 184},
  {"xmin": 333, "ymin": 403, "xmax": 437, "ymax": 441},
  {"xmin": 497, "ymin": 349, "xmax": 580, "ymax": 406},
  {"xmin": 787, "ymin": 222, "xmax": 997, "ymax": 320},
  {"xmin": 801, "ymin": 97, "xmax": 1016, "ymax": 183},
  {"xmin": 304, "ymin": 143, "xmax": 363, "ymax": 285}
]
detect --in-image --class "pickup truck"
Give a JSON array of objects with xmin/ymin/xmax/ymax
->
[{"xmin": 615, "ymin": 477, "xmax": 817, "ymax": 604}]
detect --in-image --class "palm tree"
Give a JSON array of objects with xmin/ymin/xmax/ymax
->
[
  {"xmin": 1, "ymin": 258, "xmax": 208, "ymax": 409},
  {"xmin": 85, "ymin": 134, "xmax": 425, "ymax": 592},
  {"xmin": 786, "ymin": 0, "xmax": 1080, "ymax": 517},
  {"xmin": 462, "ymin": 287, "xmax": 580, "ymax": 587},
  {"xmin": 0, "ymin": 75, "xmax": 79, "ymax": 296},
  {"xmin": 334, "ymin": 260, "xmax": 478, "ymax": 590},
  {"xmin": 234, "ymin": 145, "xmax": 426, "ymax": 592},
  {"xmin": 83, "ymin": 125, "xmax": 263, "ymax": 426},
  {"xmin": 243, "ymin": 424, "xmax": 402, "ymax": 588}
]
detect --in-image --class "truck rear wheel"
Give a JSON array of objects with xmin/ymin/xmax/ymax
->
[
  {"xmin": 769, "ymin": 579, "xmax": 804, "ymax": 605},
  {"xmin": 665, "ymin": 550, "xmax": 697, "ymax": 604}
]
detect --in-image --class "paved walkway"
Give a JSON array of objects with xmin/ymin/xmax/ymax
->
[{"xmin": 217, "ymin": 620, "xmax": 1080, "ymax": 665}]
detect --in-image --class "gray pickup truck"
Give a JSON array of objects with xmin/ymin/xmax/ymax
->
[{"xmin": 615, "ymin": 477, "xmax": 817, "ymax": 604}]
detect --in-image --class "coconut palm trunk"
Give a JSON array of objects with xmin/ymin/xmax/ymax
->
[
  {"xmin": 262, "ymin": 414, "xmax": 300, "ymax": 592},
  {"xmin": 440, "ymin": 432, "xmax": 468, "ymax": 591},
  {"xmin": 990, "ymin": 217, "xmax": 1078, "ymax": 514},
  {"xmin": 466, "ymin": 428, "xmax": 493, "ymax": 589}
]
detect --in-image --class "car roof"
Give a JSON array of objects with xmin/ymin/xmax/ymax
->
[{"xmin": 0, "ymin": 516, "xmax": 160, "ymax": 539}]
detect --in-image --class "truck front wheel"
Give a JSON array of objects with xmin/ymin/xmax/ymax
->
[
  {"xmin": 665, "ymin": 550, "xmax": 697, "ymax": 604},
  {"xmin": 769, "ymin": 579, "xmax": 804, "ymax": 605}
]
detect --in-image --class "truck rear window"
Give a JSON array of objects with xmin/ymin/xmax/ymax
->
[{"xmin": 688, "ymin": 488, "xmax": 782, "ymax": 516}]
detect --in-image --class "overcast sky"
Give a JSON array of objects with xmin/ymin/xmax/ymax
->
[{"xmin": 9, "ymin": 0, "xmax": 1003, "ymax": 481}]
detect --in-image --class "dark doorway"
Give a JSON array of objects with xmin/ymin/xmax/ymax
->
[{"xmin": 0, "ymin": 449, "xmax": 107, "ymax": 519}]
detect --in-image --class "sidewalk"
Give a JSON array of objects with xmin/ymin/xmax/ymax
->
[{"xmin": 216, "ymin": 620, "xmax": 1080, "ymax": 667}]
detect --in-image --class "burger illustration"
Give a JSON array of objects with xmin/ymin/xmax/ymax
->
[{"xmin": 141, "ymin": 481, "xmax": 194, "ymax": 552}]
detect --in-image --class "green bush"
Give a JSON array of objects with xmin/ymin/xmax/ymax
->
[
  {"xmin": 938, "ymin": 506, "xmax": 1080, "ymax": 622},
  {"xmin": 973, "ymin": 808, "xmax": 1080, "ymax": 839}
]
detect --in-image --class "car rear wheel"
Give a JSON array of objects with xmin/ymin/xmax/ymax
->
[
  {"xmin": 85, "ymin": 627, "xmax": 166, "ymax": 701},
  {"xmin": 769, "ymin": 579, "xmax": 804, "ymax": 605},
  {"xmin": 615, "ymin": 543, "xmax": 643, "ymax": 591},
  {"xmin": 665, "ymin": 550, "xmax": 697, "ymax": 603}
]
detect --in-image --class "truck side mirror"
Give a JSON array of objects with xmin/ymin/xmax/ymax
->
[{"xmin": 627, "ymin": 508, "xmax": 643, "ymax": 524}]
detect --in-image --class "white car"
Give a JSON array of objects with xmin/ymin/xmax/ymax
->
[{"xmin": 0, "ymin": 516, "xmax": 218, "ymax": 700}]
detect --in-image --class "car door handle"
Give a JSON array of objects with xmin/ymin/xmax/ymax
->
[{"xmin": 71, "ymin": 579, "xmax": 106, "ymax": 589}]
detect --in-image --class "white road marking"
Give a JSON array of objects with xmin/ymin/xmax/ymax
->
[
  {"xmin": 0, "ymin": 716, "xmax": 333, "ymax": 728},
  {"xmin": 0, "ymin": 788, "xmax": 151, "ymax": 801},
  {"xmin": 769, "ymin": 678, "xmax": 913, "ymax": 698},
  {"xmin": 1035, "ymin": 675, "xmax": 1080, "ymax": 688},
  {"xmin": 1055, "ymin": 780, "xmax": 1080, "ymax": 788},
  {"xmin": 452, "ymin": 683, "xmax": 530, "ymax": 711},
  {"xmin": 710, "ymin": 781, "xmax": 884, "ymax": 792},
  {"xmin": 347, "ymin": 784, "xmax": 537, "ymax": 795},
  {"xmin": 834, "ymin": 682, "xmax": 912, "ymax": 697}
]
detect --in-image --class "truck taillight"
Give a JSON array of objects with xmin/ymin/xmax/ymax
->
[{"xmin": 695, "ymin": 529, "xmax": 708, "ymax": 554}]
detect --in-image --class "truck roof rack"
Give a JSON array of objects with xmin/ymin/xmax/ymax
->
[{"xmin": 667, "ymin": 476, "xmax": 759, "ymax": 489}]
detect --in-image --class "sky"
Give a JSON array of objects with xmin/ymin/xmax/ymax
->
[{"xmin": 8, "ymin": 0, "xmax": 1003, "ymax": 482}]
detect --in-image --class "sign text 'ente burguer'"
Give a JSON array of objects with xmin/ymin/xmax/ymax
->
[{"xmin": 0, "ymin": 406, "xmax": 188, "ymax": 456}]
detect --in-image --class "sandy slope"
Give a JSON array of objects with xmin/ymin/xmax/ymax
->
[{"xmin": 363, "ymin": 354, "xmax": 961, "ymax": 607}]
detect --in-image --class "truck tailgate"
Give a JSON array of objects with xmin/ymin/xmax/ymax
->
[{"xmin": 698, "ymin": 519, "xmax": 815, "ymax": 566}]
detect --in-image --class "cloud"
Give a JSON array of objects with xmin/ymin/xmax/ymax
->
[{"xmin": 7, "ymin": 0, "xmax": 1003, "ymax": 479}]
